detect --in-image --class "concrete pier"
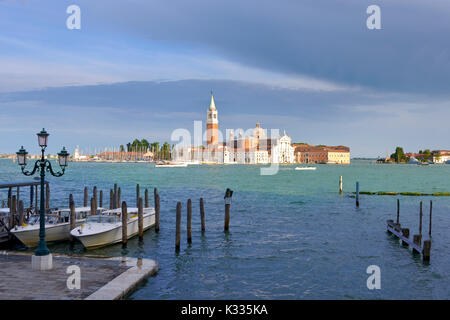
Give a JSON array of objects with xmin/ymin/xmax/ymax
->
[{"xmin": 0, "ymin": 252, "xmax": 158, "ymax": 300}]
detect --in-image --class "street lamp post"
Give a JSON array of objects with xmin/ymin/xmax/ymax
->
[{"xmin": 16, "ymin": 129, "xmax": 69, "ymax": 270}]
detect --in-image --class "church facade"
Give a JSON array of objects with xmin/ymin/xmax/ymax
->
[{"xmin": 174, "ymin": 93, "xmax": 295, "ymax": 164}]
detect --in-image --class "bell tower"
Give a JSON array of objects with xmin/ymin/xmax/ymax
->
[{"xmin": 206, "ymin": 92, "xmax": 219, "ymax": 146}]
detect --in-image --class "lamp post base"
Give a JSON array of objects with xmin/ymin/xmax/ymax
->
[{"xmin": 32, "ymin": 254, "xmax": 53, "ymax": 271}]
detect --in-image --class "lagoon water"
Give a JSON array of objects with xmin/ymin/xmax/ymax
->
[{"xmin": 1, "ymin": 159, "xmax": 449, "ymax": 299}]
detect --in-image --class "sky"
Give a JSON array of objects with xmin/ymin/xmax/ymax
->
[{"xmin": 0, "ymin": 0, "xmax": 449, "ymax": 157}]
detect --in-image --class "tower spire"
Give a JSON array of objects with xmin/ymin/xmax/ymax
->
[{"xmin": 209, "ymin": 91, "xmax": 216, "ymax": 110}]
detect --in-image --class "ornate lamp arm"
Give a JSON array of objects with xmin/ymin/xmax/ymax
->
[
  {"xmin": 21, "ymin": 160, "xmax": 40, "ymax": 176},
  {"xmin": 45, "ymin": 160, "xmax": 65, "ymax": 177}
]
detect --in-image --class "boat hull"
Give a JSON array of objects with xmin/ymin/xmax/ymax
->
[
  {"xmin": 11, "ymin": 220, "xmax": 84, "ymax": 247},
  {"xmin": 74, "ymin": 213, "xmax": 155, "ymax": 250}
]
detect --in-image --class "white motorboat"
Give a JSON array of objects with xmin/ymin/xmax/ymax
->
[
  {"xmin": 295, "ymin": 167, "xmax": 317, "ymax": 171},
  {"xmin": 11, "ymin": 207, "xmax": 104, "ymax": 247},
  {"xmin": 155, "ymin": 161, "xmax": 188, "ymax": 167},
  {"xmin": 70, "ymin": 207, "xmax": 155, "ymax": 250}
]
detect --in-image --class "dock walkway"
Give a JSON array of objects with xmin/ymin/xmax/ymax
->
[{"xmin": 0, "ymin": 252, "xmax": 157, "ymax": 300}]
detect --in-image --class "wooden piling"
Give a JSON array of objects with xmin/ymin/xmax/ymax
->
[
  {"xmin": 136, "ymin": 184, "xmax": 140, "ymax": 207},
  {"xmin": 224, "ymin": 203, "xmax": 230, "ymax": 232},
  {"xmin": 10, "ymin": 195, "xmax": 16, "ymax": 228},
  {"xmin": 413, "ymin": 234, "xmax": 422, "ymax": 253},
  {"xmin": 110, "ymin": 189, "xmax": 114, "ymax": 210},
  {"xmin": 30, "ymin": 185, "xmax": 33, "ymax": 209},
  {"xmin": 69, "ymin": 198, "xmax": 76, "ymax": 242},
  {"xmin": 117, "ymin": 187, "xmax": 121, "ymax": 209},
  {"xmin": 84, "ymin": 187, "xmax": 88, "ymax": 207},
  {"xmin": 7, "ymin": 187, "xmax": 11, "ymax": 208},
  {"xmin": 423, "ymin": 240, "xmax": 431, "ymax": 261},
  {"xmin": 355, "ymin": 182, "xmax": 360, "ymax": 207},
  {"xmin": 200, "ymin": 198, "xmax": 205, "ymax": 232},
  {"xmin": 138, "ymin": 197, "xmax": 144, "ymax": 241},
  {"xmin": 93, "ymin": 186, "xmax": 97, "ymax": 205},
  {"xmin": 401, "ymin": 228, "xmax": 409, "ymax": 246},
  {"xmin": 187, "ymin": 199, "xmax": 192, "ymax": 244},
  {"xmin": 121, "ymin": 201, "xmax": 128, "ymax": 246},
  {"xmin": 18, "ymin": 200, "xmax": 24, "ymax": 227},
  {"xmin": 419, "ymin": 201, "xmax": 423, "ymax": 236},
  {"xmin": 145, "ymin": 188, "xmax": 149, "ymax": 208},
  {"xmin": 339, "ymin": 176, "xmax": 343, "ymax": 194},
  {"xmin": 154, "ymin": 188, "xmax": 160, "ymax": 232},
  {"xmin": 90, "ymin": 197, "xmax": 95, "ymax": 215},
  {"xmin": 99, "ymin": 190, "xmax": 103, "ymax": 208},
  {"xmin": 1, "ymin": 200, "xmax": 4, "ymax": 208},
  {"xmin": 396, "ymin": 199, "xmax": 400, "ymax": 224},
  {"xmin": 45, "ymin": 183, "xmax": 50, "ymax": 210},
  {"xmin": 175, "ymin": 202, "xmax": 181, "ymax": 252},
  {"xmin": 429, "ymin": 200, "xmax": 432, "ymax": 236}
]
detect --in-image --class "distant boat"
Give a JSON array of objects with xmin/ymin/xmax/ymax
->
[
  {"xmin": 295, "ymin": 167, "xmax": 316, "ymax": 171},
  {"xmin": 417, "ymin": 162, "xmax": 429, "ymax": 166},
  {"xmin": 155, "ymin": 161, "xmax": 188, "ymax": 167},
  {"xmin": 408, "ymin": 157, "xmax": 419, "ymax": 164}
]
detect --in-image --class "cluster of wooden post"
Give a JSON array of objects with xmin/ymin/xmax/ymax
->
[
  {"xmin": 120, "ymin": 197, "xmax": 145, "ymax": 247},
  {"xmin": 6, "ymin": 195, "xmax": 25, "ymax": 229},
  {"xmin": 174, "ymin": 189, "xmax": 233, "ymax": 252},
  {"xmin": 387, "ymin": 199, "xmax": 432, "ymax": 261}
]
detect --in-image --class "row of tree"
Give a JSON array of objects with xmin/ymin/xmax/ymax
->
[
  {"xmin": 118, "ymin": 139, "xmax": 174, "ymax": 160},
  {"xmin": 390, "ymin": 147, "xmax": 440, "ymax": 163}
]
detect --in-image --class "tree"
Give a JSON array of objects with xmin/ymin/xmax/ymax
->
[
  {"xmin": 422, "ymin": 149, "xmax": 431, "ymax": 161},
  {"xmin": 119, "ymin": 145, "xmax": 125, "ymax": 152},
  {"xmin": 391, "ymin": 147, "xmax": 406, "ymax": 163},
  {"xmin": 126, "ymin": 143, "xmax": 131, "ymax": 152},
  {"xmin": 141, "ymin": 139, "xmax": 150, "ymax": 152}
]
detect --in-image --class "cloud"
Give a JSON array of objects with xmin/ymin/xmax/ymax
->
[{"xmin": 1, "ymin": 80, "xmax": 449, "ymax": 157}]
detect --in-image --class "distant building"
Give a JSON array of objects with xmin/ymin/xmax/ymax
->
[
  {"xmin": 294, "ymin": 145, "xmax": 350, "ymax": 164},
  {"xmin": 433, "ymin": 150, "xmax": 450, "ymax": 163}
]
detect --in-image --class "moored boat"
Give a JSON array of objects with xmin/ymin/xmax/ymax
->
[
  {"xmin": 11, "ymin": 207, "xmax": 103, "ymax": 247},
  {"xmin": 295, "ymin": 167, "xmax": 317, "ymax": 171},
  {"xmin": 155, "ymin": 161, "xmax": 188, "ymax": 167},
  {"xmin": 70, "ymin": 207, "xmax": 155, "ymax": 249}
]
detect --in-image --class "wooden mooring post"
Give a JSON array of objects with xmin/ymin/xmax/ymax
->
[
  {"xmin": 136, "ymin": 184, "xmax": 140, "ymax": 207},
  {"xmin": 117, "ymin": 187, "xmax": 121, "ymax": 209},
  {"xmin": 84, "ymin": 187, "xmax": 88, "ymax": 207},
  {"xmin": 121, "ymin": 201, "xmax": 128, "ymax": 247},
  {"xmin": 145, "ymin": 188, "xmax": 149, "ymax": 208},
  {"xmin": 175, "ymin": 202, "xmax": 181, "ymax": 252},
  {"xmin": 187, "ymin": 199, "xmax": 192, "ymax": 244},
  {"xmin": 18, "ymin": 200, "xmax": 24, "ymax": 227},
  {"xmin": 224, "ymin": 188, "xmax": 233, "ymax": 232},
  {"xmin": 99, "ymin": 190, "xmax": 103, "ymax": 208},
  {"xmin": 355, "ymin": 182, "xmax": 360, "ymax": 207},
  {"xmin": 69, "ymin": 197, "xmax": 76, "ymax": 243},
  {"xmin": 339, "ymin": 176, "xmax": 343, "ymax": 194},
  {"xmin": 154, "ymin": 188, "xmax": 160, "ymax": 232},
  {"xmin": 90, "ymin": 197, "xmax": 95, "ymax": 215},
  {"xmin": 138, "ymin": 197, "xmax": 144, "ymax": 241},
  {"xmin": 386, "ymin": 201, "xmax": 432, "ymax": 262},
  {"xmin": 429, "ymin": 200, "xmax": 432, "ymax": 236},
  {"xmin": 93, "ymin": 186, "xmax": 97, "ymax": 205},
  {"xmin": 110, "ymin": 189, "xmax": 114, "ymax": 210},
  {"xmin": 200, "ymin": 198, "xmax": 205, "ymax": 232},
  {"xmin": 10, "ymin": 195, "xmax": 16, "ymax": 229},
  {"xmin": 396, "ymin": 199, "xmax": 400, "ymax": 224}
]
